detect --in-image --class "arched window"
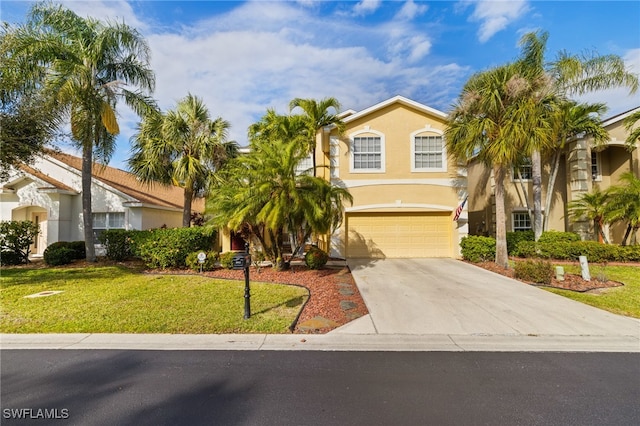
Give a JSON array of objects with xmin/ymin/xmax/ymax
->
[
  {"xmin": 350, "ymin": 128, "xmax": 385, "ymax": 173},
  {"xmin": 411, "ymin": 127, "xmax": 446, "ymax": 172}
]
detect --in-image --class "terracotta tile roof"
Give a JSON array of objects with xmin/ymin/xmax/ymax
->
[
  {"xmin": 47, "ymin": 151, "xmax": 204, "ymax": 212},
  {"xmin": 16, "ymin": 164, "xmax": 77, "ymax": 193}
]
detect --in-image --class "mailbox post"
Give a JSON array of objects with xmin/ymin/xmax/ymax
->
[{"xmin": 232, "ymin": 243, "xmax": 252, "ymax": 319}]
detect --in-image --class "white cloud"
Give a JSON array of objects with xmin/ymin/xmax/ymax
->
[
  {"xmin": 469, "ymin": 0, "xmax": 529, "ymax": 43},
  {"xmin": 395, "ymin": 0, "xmax": 428, "ymax": 21},
  {"xmin": 44, "ymin": 0, "xmax": 467, "ymax": 169},
  {"xmin": 61, "ymin": 0, "xmax": 149, "ymax": 32},
  {"xmin": 353, "ymin": 0, "xmax": 381, "ymax": 17}
]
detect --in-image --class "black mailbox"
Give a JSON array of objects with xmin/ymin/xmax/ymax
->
[{"xmin": 232, "ymin": 253, "xmax": 251, "ymax": 270}]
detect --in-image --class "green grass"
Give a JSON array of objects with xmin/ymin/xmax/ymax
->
[
  {"xmin": 0, "ymin": 266, "xmax": 308, "ymax": 333},
  {"xmin": 544, "ymin": 265, "xmax": 640, "ymax": 319}
]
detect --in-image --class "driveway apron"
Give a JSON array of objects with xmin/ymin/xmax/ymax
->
[{"xmin": 346, "ymin": 258, "xmax": 640, "ymax": 337}]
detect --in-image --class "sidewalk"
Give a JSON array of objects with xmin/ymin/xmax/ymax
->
[{"xmin": 2, "ymin": 330, "xmax": 638, "ymax": 352}]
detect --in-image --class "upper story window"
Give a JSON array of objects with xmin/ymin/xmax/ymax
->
[
  {"xmin": 350, "ymin": 128, "xmax": 385, "ymax": 173},
  {"xmin": 411, "ymin": 127, "xmax": 446, "ymax": 172},
  {"xmin": 296, "ymin": 153, "xmax": 313, "ymax": 176},
  {"xmin": 591, "ymin": 151, "xmax": 601, "ymax": 181},
  {"xmin": 512, "ymin": 158, "xmax": 532, "ymax": 180},
  {"xmin": 512, "ymin": 212, "xmax": 531, "ymax": 231},
  {"xmin": 93, "ymin": 212, "xmax": 125, "ymax": 241}
]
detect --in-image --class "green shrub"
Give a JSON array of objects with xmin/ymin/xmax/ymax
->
[
  {"xmin": 186, "ymin": 251, "xmax": 218, "ymax": 271},
  {"xmin": 514, "ymin": 259, "xmax": 553, "ymax": 284},
  {"xmin": 538, "ymin": 231, "xmax": 580, "ymax": 244},
  {"xmin": 304, "ymin": 247, "xmax": 329, "ymax": 269},
  {"xmin": 1, "ymin": 251, "xmax": 23, "ymax": 266},
  {"xmin": 99, "ymin": 229, "xmax": 132, "ymax": 261},
  {"xmin": 513, "ymin": 240, "xmax": 536, "ymax": 258},
  {"xmin": 68, "ymin": 241, "xmax": 86, "ymax": 259},
  {"xmin": 43, "ymin": 246, "xmax": 76, "ymax": 266},
  {"xmin": 460, "ymin": 235, "xmax": 496, "ymax": 262},
  {"xmin": 617, "ymin": 245, "xmax": 640, "ymax": 262},
  {"xmin": 218, "ymin": 251, "xmax": 236, "ymax": 269},
  {"xmin": 0, "ymin": 220, "xmax": 39, "ymax": 264},
  {"xmin": 506, "ymin": 231, "xmax": 534, "ymax": 255},
  {"xmin": 136, "ymin": 227, "xmax": 217, "ymax": 269}
]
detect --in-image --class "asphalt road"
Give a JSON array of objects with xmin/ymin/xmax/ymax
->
[{"xmin": 2, "ymin": 350, "xmax": 638, "ymax": 425}]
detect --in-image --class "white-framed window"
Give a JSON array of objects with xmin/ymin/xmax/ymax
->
[
  {"xmin": 591, "ymin": 151, "xmax": 601, "ymax": 181},
  {"xmin": 350, "ymin": 128, "xmax": 385, "ymax": 173},
  {"xmin": 93, "ymin": 212, "xmax": 125, "ymax": 240},
  {"xmin": 512, "ymin": 211, "xmax": 532, "ymax": 231},
  {"xmin": 512, "ymin": 158, "xmax": 532, "ymax": 180},
  {"xmin": 296, "ymin": 153, "xmax": 314, "ymax": 176},
  {"xmin": 411, "ymin": 129, "xmax": 446, "ymax": 172}
]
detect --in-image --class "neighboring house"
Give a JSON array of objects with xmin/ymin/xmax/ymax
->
[
  {"xmin": 0, "ymin": 150, "xmax": 203, "ymax": 255},
  {"xmin": 467, "ymin": 107, "xmax": 639, "ymax": 244},
  {"xmin": 315, "ymin": 96, "xmax": 466, "ymax": 259}
]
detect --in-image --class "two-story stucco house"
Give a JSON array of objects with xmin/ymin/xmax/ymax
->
[
  {"xmin": 466, "ymin": 107, "xmax": 639, "ymax": 244},
  {"xmin": 0, "ymin": 150, "xmax": 203, "ymax": 256},
  {"xmin": 312, "ymin": 96, "xmax": 467, "ymax": 259}
]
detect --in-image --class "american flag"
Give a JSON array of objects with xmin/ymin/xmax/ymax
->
[{"xmin": 453, "ymin": 196, "xmax": 468, "ymax": 221}]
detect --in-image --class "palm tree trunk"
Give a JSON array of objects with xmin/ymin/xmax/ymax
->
[
  {"xmin": 621, "ymin": 224, "xmax": 632, "ymax": 246},
  {"xmin": 311, "ymin": 145, "xmax": 317, "ymax": 177},
  {"xmin": 82, "ymin": 143, "xmax": 96, "ymax": 262},
  {"xmin": 543, "ymin": 150, "xmax": 561, "ymax": 231},
  {"xmin": 494, "ymin": 165, "xmax": 509, "ymax": 269},
  {"xmin": 532, "ymin": 150, "xmax": 543, "ymax": 241},
  {"xmin": 182, "ymin": 187, "xmax": 193, "ymax": 227}
]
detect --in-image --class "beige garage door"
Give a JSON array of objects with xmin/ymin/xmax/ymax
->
[{"xmin": 346, "ymin": 212, "xmax": 452, "ymax": 258}]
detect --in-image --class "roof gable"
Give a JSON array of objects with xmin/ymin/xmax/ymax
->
[
  {"xmin": 46, "ymin": 151, "xmax": 203, "ymax": 212},
  {"xmin": 343, "ymin": 96, "xmax": 447, "ymax": 124}
]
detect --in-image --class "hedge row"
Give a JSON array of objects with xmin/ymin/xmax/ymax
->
[
  {"xmin": 99, "ymin": 227, "xmax": 217, "ymax": 269},
  {"xmin": 43, "ymin": 241, "xmax": 86, "ymax": 266},
  {"xmin": 461, "ymin": 232, "xmax": 640, "ymax": 263}
]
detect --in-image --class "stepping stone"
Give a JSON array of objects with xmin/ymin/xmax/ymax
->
[
  {"xmin": 340, "ymin": 300, "xmax": 357, "ymax": 311},
  {"xmin": 297, "ymin": 316, "xmax": 339, "ymax": 332},
  {"xmin": 338, "ymin": 288, "xmax": 354, "ymax": 296},
  {"xmin": 346, "ymin": 311, "xmax": 362, "ymax": 320}
]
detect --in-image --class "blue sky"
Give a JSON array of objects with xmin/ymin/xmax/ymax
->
[{"xmin": 3, "ymin": 0, "xmax": 640, "ymax": 170}]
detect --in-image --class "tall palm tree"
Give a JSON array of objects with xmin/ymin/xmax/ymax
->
[
  {"xmin": 289, "ymin": 97, "xmax": 344, "ymax": 177},
  {"xmin": 605, "ymin": 172, "xmax": 640, "ymax": 245},
  {"xmin": 3, "ymin": 3, "xmax": 156, "ymax": 261},
  {"xmin": 446, "ymin": 63, "xmax": 546, "ymax": 268},
  {"xmin": 130, "ymin": 94, "xmax": 233, "ymax": 227},
  {"xmin": 517, "ymin": 31, "xmax": 638, "ymax": 239},
  {"xmin": 567, "ymin": 186, "xmax": 610, "ymax": 243},
  {"xmin": 543, "ymin": 101, "xmax": 609, "ymax": 231}
]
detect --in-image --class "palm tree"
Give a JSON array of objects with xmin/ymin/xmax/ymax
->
[
  {"xmin": 446, "ymin": 63, "xmax": 546, "ymax": 268},
  {"xmin": 130, "ymin": 94, "xmax": 233, "ymax": 227},
  {"xmin": 207, "ymin": 137, "xmax": 352, "ymax": 270},
  {"xmin": 289, "ymin": 97, "xmax": 344, "ymax": 177},
  {"xmin": 543, "ymin": 101, "xmax": 609, "ymax": 231},
  {"xmin": 516, "ymin": 31, "xmax": 638, "ymax": 239},
  {"xmin": 567, "ymin": 186, "xmax": 610, "ymax": 243},
  {"xmin": 3, "ymin": 3, "xmax": 156, "ymax": 261},
  {"xmin": 605, "ymin": 172, "xmax": 640, "ymax": 245},
  {"xmin": 623, "ymin": 109, "xmax": 640, "ymax": 147}
]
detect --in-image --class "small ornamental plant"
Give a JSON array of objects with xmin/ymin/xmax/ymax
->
[{"xmin": 304, "ymin": 247, "xmax": 329, "ymax": 270}]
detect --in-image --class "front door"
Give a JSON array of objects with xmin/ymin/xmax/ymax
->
[{"xmin": 31, "ymin": 212, "xmax": 48, "ymax": 256}]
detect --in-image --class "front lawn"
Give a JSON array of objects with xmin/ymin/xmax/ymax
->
[
  {"xmin": 0, "ymin": 265, "xmax": 308, "ymax": 333},
  {"xmin": 544, "ymin": 265, "xmax": 640, "ymax": 319}
]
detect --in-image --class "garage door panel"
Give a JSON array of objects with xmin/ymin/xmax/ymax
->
[{"xmin": 346, "ymin": 213, "xmax": 451, "ymax": 258}]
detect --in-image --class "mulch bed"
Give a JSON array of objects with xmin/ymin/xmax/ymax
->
[{"xmin": 473, "ymin": 260, "xmax": 625, "ymax": 292}]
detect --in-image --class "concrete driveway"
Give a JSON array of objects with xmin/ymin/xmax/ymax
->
[{"xmin": 339, "ymin": 258, "xmax": 640, "ymax": 338}]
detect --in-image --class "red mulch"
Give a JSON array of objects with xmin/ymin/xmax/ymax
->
[{"xmin": 472, "ymin": 260, "xmax": 625, "ymax": 292}]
